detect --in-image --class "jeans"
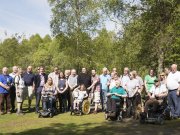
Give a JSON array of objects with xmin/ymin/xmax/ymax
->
[
  {"xmin": 101, "ymin": 89, "xmax": 107, "ymax": 110},
  {"xmin": 35, "ymin": 86, "xmax": 43, "ymax": 112},
  {"xmin": 43, "ymin": 96, "xmax": 55, "ymax": 111},
  {"xmin": 168, "ymin": 90, "xmax": 179, "ymax": 117}
]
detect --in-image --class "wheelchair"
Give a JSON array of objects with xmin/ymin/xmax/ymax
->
[
  {"xmin": 70, "ymin": 98, "xmax": 90, "ymax": 116},
  {"xmin": 139, "ymin": 97, "xmax": 172, "ymax": 125},
  {"xmin": 105, "ymin": 97, "xmax": 125, "ymax": 122},
  {"xmin": 38, "ymin": 93, "xmax": 57, "ymax": 118}
]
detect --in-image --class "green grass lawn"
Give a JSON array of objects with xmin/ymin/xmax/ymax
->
[{"xmin": 0, "ymin": 99, "xmax": 180, "ymax": 135}]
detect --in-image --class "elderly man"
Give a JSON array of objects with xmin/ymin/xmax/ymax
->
[
  {"xmin": 68, "ymin": 69, "xmax": 78, "ymax": 109},
  {"xmin": 77, "ymin": 67, "xmax": 91, "ymax": 94},
  {"xmin": 23, "ymin": 66, "xmax": 35, "ymax": 111},
  {"xmin": 9, "ymin": 66, "xmax": 18, "ymax": 112},
  {"xmin": 144, "ymin": 78, "xmax": 167, "ymax": 117},
  {"xmin": 112, "ymin": 68, "xmax": 117, "ymax": 73},
  {"xmin": 107, "ymin": 81, "xmax": 127, "ymax": 117},
  {"xmin": 34, "ymin": 67, "xmax": 48, "ymax": 113},
  {"xmin": 100, "ymin": 67, "xmax": 111, "ymax": 111},
  {"xmin": 87, "ymin": 69, "xmax": 101, "ymax": 114},
  {"xmin": 120, "ymin": 67, "xmax": 130, "ymax": 88},
  {"xmin": 167, "ymin": 64, "xmax": 180, "ymax": 119},
  {"xmin": 0, "ymin": 67, "xmax": 13, "ymax": 115}
]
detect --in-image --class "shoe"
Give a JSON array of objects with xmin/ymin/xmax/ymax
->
[
  {"xmin": 64, "ymin": 109, "xmax": 67, "ymax": 113},
  {"xmin": 93, "ymin": 110, "xmax": 97, "ymax": 114},
  {"xmin": 35, "ymin": 111, "xmax": 38, "ymax": 114},
  {"xmin": 173, "ymin": 117, "xmax": 178, "ymax": 119},
  {"xmin": 17, "ymin": 110, "xmax": 25, "ymax": 115},
  {"xmin": 7, "ymin": 111, "xmax": 12, "ymax": 114},
  {"xmin": 1, "ymin": 112, "xmax": 4, "ymax": 115}
]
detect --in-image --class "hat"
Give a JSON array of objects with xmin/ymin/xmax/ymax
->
[
  {"xmin": 160, "ymin": 72, "xmax": 165, "ymax": 76},
  {"xmin": 154, "ymin": 78, "xmax": 160, "ymax": 82}
]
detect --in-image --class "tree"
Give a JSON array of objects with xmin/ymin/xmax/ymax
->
[{"xmin": 48, "ymin": 0, "xmax": 103, "ymax": 73}]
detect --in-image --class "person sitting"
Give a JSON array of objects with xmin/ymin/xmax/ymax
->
[
  {"xmin": 107, "ymin": 81, "xmax": 127, "ymax": 117},
  {"xmin": 41, "ymin": 77, "xmax": 57, "ymax": 112},
  {"xmin": 73, "ymin": 84, "xmax": 88, "ymax": 111},
  {"xmin": 144, "ymin": 78, "xmax": 167, "ymax": 117}
]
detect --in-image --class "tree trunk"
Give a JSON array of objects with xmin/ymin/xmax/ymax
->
[
  {"xmin": 76, "ymin": 0, "xmax": 80, "ymax": 74},
  {"xmin": 158, "ymin": 47, "xmax": 164, "ymax": 77}
]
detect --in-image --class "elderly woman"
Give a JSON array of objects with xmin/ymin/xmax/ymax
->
[
  {"xmin": 41, "ymin": 77, "xmax": 57, "ymax": 111},
  {"xmin": 125, "ymin": 71, "xmax": 139, "ymax": 118},
  {"xmin": 144, "ymin": 70, "xmax": 156, "ymax": 94},
  {"xmin": 15, "ymin": 68, "xmax": 26, "ymax": 115},
  {"xmin": 107, "ymin": 81, "xmax": 126, "ymax": 117},
  {"xmin": 160, "ymin": 72, "xmax": 166, "ymax": 85}
]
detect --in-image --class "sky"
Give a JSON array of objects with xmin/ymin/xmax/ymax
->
[{"xmin": 0, "ymin": 0, "xmax": 122, "ymax": 42}]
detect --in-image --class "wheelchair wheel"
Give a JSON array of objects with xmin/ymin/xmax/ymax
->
[
  {"xmin": 157, "ymin": 115, "xmax": 164, "ymax": 125},
  {"xmin": 166, "ymin": 109, "xmax": 172, "ymax": 120},
  {"xmin": 117, "ymin": 115, "xmax": 123, "ymax": 122},
  {"xmin": 82, "ymin": 100, "xmax": 90, "ymax": 115}
]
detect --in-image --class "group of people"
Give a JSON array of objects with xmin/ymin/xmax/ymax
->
[{"xmin": 0, "ymin": 64, "xmax": 180, "ymax": 120}]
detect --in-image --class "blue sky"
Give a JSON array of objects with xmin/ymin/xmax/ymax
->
[{"xmin": 0, "ymin": 0, "xmax": 121, "ymax": 42}]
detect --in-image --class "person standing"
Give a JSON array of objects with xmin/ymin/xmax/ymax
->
[
  {"xmin": 87, "ymin": 69, "xmax": 101, "ymax": 114},
  {"xmin": 48, "ymin": 66, "xmax": 59, "ymax": 109},
  {"xmin": 23, "ymin": 66, "xmax": 35, "ymax": 111},
  {"xmin": 0, "ymin": 67, "xmax": 13, "ymax": 115},
  {"xmin": 65, "ymin": 70, "xmax": 71, "ymax": 111},
  {"xmin": 144, "ymin": 70, "xmax": 156, "ymax": 94},
  {"xmin": 15, "ymin": 68, "xmax": 26, "ymax": 115},
  {"xmin": 68, "ymin": 69, "xmax": 78, "ymax": 109},
  {"xmin": 9, "ymin": 66, "xmax": 18, "ymax": 112},
  {"xmin": 34, "ymin": 67, "xmax": 48, "ymax": 113},
  {"xmin": 100, "ymin": 67, "xmax": 111, "ymax": 111},
  {"xmin": 120, "ymin": 67, "xmax": 130, "ymax": 88},
  {"xmin": 167, "ymin": 64, "xmax": 180, "ymax": 119},
  {"xmin": 133, "ymin": 70, "xmax": 144, "ymax": 107},
  {"xmin": 77, "ymin": 67, "xmax": 91, "ymax": 95},
  {"xmin": 57, "ymin": 72, "xmax": 68, "ymax": 113},
  {"xmin": 125, "ymin": 72, "xmax": 139, "ymax": 118}
]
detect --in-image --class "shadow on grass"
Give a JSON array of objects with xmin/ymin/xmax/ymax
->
[{"xmin": 7, "ymin": 119, "xmax": 180, "ymax": 135}]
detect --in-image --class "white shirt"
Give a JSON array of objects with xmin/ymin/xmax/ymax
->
[
  {"xmin": 120, "ymin": 74, "xmax": 130, "ymax": 87},
  {"xmin": 15, "ymin": 75, "xmax": 25, "ymax": 89},
  {"xmin": 150, "ymin": 84, "xmax": 167, "ymax": 99},
  {"xmin": 109, "ymin": 79, "xmax": 116, "ymax": 90},
  {"xmin": 167, "ymin": 71, "xmax": 180, "ymax": 90}
]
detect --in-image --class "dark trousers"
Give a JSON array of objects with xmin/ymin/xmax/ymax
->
[
  {"xmin": 67, "ymin": 87, "xmax": 71, "ymax": 110},
  {"xmin": 0, "ymin": 93, "xmax": 11, "ymax": 112},
  {"xmin": 107, "ymin": 98, "xmax": 120, "ymax": 112},
  {"xmin": 127, "ymin": 96, "xmax": 138, "ymax": 117},
  {"xmin": 35, "ymin": 86, "xmax": 43, "ymax": 112},
  {"xmin": 136, "ymin": 92, "xmax": 141, "ymax": 105},
  {"xmin": 10, "ymin": 86, "xmax": 16, "ymax": 110},
  {"xmin": 168, "ymin": 90, "xmax": 179, "ymax": 117},
  {"xmin": 58, "ymin": 93, "xmax": 67, "ymax": 112}
]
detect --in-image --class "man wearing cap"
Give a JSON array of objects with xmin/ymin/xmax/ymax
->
[{"xmin": 144, "ymin": 78, "xmax": 167, "ymax": 116}]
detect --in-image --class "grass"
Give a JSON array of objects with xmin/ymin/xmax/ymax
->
[{"xmin": 0, "ymin": 98, "xmax": 180, "ymax": 135}]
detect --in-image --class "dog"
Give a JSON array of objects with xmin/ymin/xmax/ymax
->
[{"xmin": 135, "ymin": 104, "xmax": 142, "ymax": 120}]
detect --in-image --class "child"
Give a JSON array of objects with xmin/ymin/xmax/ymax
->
[{"xmin": 73, "ymin": 84, "xmax": 88, "ymax": 111}]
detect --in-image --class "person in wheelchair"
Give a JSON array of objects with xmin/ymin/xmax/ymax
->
[
  {"xmin": 41, "ymin": 77, "xmax": 57, "ymax": 112},
  {"xmin": 144, "ymin": 78, "xmax": 167, "ymax": 117},
  {"xmin": 73, "ymin": 84, "xmax": 88, "ymax": 112},
  {"xmin": 107, "ymin": 81, "xmax": 127, "ymax": 117}
]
